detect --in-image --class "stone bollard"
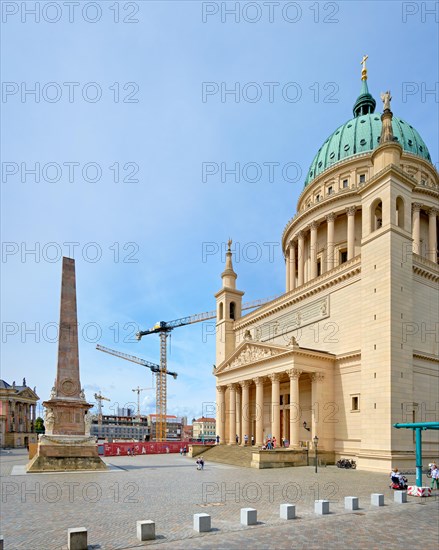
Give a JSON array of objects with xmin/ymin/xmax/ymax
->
[
  {"xmin": 193, "ymin": 513, "xmax": 211, "ymax": 533},
  {"xmin": 394, "ymin": 491, "xmax": 407, "ymax": 504},
  {"xmin": 240, "ymin": 508, "xmax": 257, "ymax": 525},
  {"xmin": 137, "ymin": 520, "xmax": 156, "ymax": 541},
  {"xmin": 314, "ymin": 500, "xmax": 330, "ymax": 515},
  {"xmin": 280, "ymin": 503, "xmax": 296, "ymax": 520},
  {"xmin": 0, "ymin": 535, "xmax": 3, "ymax": 550},
  {"xmin": 371, "ymin": 493, "xmax": 384, "ymax": 506},
  {"xmin": 67, "ymin": 528, "xmax": 87, "ymax": 550},
  {"xmin": 345, "ymin": 496, "xmax": 359, "ymax": 510}
]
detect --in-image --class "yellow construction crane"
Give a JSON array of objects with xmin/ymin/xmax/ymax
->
[
  {"xmin": 94, "ymin": 392, "xmax": 110, "ymax": 426},
  {"xmin": 135, "ymin": 295, "xmax": 280, "ymax": 441},
  {"xmin": 96, "ymin": 344, "xmax": 177, "ymax": 441}
]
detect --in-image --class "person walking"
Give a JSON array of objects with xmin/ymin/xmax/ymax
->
[
  {"xmin": 431, "ymin": 465, "xmax": 439, "ymax": 489},
  {"xmin": 244, "ymin": 434, "xmax": 248, "ymax": 446},
  {"xmin": 235, "ymin": 434, "xmax": 239, "ymax": 445},
  {"xmin": 251, "ymin": 435, "xmax": 255, "ymax": 446}
]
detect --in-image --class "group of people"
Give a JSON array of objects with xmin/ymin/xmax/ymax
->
[
  {"xmin": 390, "ymin": 462, "xmax": 439, "ymax": 490},
  {"xmin": 196, "ymin": 456, "xmax": 205, "ymax": 470},
  {"xmin": 237, "ymin": 434, "xmax": 255, "ymax": 446},
  {"xmin": 179, "ymin": 446, "xmax": 187, "ymax": 456}
]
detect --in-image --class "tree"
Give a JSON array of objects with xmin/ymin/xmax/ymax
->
[{"xmin": 35, "ymin": 417, "xmax": 45, "ymax": 433}]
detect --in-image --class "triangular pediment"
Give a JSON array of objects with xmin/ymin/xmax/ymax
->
[
  {"xmin": 215, "ymin": 340, "xmax": 295, "ymax": 375},
  {"xmin": 16, "ymin": 388, "xmax": 39, "ymax": 400}
]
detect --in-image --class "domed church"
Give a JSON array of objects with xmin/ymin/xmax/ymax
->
[{"xmin": 214, "ymin": 59, "xmax": 438, "ymax": 471}]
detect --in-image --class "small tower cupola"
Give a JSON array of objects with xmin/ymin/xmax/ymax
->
[
  {"xmin": 353, "ymin": 55, "xmax": 376, "ymax": 117},
  {"xmin": 221, "ymin": 238, "xmax": 238, "ymax": 289}
]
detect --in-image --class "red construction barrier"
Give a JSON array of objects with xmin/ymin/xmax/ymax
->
[{"xmin": 102, "ymin": 441, "xmax": 186, "ymax": 456}]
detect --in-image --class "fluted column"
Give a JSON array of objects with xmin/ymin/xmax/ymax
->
[
  {"xmin": 311, "ymin": 373, "xmax": 325, "ymax": 443},
  {"xmin": 227, "ymin": 384, "xmax": 237, "ymax": 444},
  {"xmin": 269, "ymin": 373, "xmax": 281, "ymax": 443},
  {"xmin": 412, "ymin": 203, "xmax": 421, "ymax": 254},
  {"xmin": 428, "ymin": 208, "xmax": 438, "ymax": 263},
  {"xmin": 289, "ymin": 242, "xmax": 296, "ymax": 290},
  {"xmin": 285, "ymin": 246, "xmax": 290, "ymax": 292},
  {"xmin": 253, "ymin": 376, "xmax": 265, "ymax": 446},
  {"xmin": 216, "ymin": 386, "xmax": 226, "ymax": 444},
  {"xmin": 236, "ymin": 387, "xmax": 242, "ymax": 444},
  {"xmin": 297, "ymin": 231, "xmax": 304, "ymax": 286},
  {"xmin": 326, "ymin": 213, "xmax": 335, "ymax": 271},
  {"xmin": 309, "ymin": 222, "xmax": 318, "ymax": 279},
  {"xmin": 287, "ymin": 369, "xmax": 302, "ymax": 447},
  {"xmin": 240, "ymin": 380, "xmax": 251, "ymax": 445},
  {"xmin": 346, "ymin": 206, "xmax": 356, "ymax": 260}
]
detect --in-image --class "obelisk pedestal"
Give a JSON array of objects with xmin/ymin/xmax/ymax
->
[{"xmin": 27, "ymin": 258, "xmax": 106, "ymax": 472}]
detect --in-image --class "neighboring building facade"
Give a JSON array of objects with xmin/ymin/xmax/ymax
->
[
  {"xmin": 91, "ymin": 412, "xmax": 150, "ymax": 441},
  {"xmin": 182, "ymin": 424, "xmax": 193, "ymax": 441},
  {"xmin": 0, "ymin": 379, "xmax": 39, "ymax": 448},
  {"xmin": 193, "ymin": 417, "xmax": 216, "ymax": 441},
  {"xmin": 214, "ymin": 65, "xmax": 439, "ymax": 472},
  {"xmin": 147, "ymin": 414, "xmax": 183, "ymax": 441}
]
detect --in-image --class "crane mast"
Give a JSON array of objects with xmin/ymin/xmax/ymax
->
[
  {"xmin": 94, "ymin": 392, "xmax": 110, "ymax": 427},
  {"xmin": 96, "ymin": 344, "xmax": 177, "ymax": 442}
]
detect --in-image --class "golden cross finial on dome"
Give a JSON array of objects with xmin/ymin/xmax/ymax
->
[
  {"xmin": 227, "ymin": 238, "xmax": 232, "ymax": 251},
  {"xmin": 360, "ymin": 54, "xmax": 368, "ymax": 80}
]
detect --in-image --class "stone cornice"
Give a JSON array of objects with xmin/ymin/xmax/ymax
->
[
  {"xmin": 412, "ymin": 254, "xmax": 439, "ymax": 282},
  {"xmin": 413, "ymin": 351, "xmax": 439, "ymax": 364},
  {"xmin": 235, "ymin": 256, "xmax": 361, "ymax": 329},
  {"xmin": 335, "ymin": 350, "xmax": 361, "ymax": 362}
]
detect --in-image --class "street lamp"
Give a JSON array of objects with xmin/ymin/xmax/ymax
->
[{"xmin": 313, "ymin": 435, "xmax": 319, "ymax": 473}]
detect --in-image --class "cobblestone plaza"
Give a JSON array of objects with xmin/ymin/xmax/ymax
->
[{"xmin": 1, "ymin": 449, "xmax": 438, "ymax": 549}]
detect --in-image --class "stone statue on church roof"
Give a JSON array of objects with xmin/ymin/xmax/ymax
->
[{"xmin": 381, "ymin": 90, "xmax": 392, "ymax": 112}]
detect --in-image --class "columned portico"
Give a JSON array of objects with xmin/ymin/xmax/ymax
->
[
  {"xmin": 326, "ymin": 213, "xmax": 335, "ymax": 271},
  {"xmin": 289, "ymin": 242, "xmax": 296, "ymax": 291},
  {"xmin": 309, "ymin": 222, "xmax": 318, "ymax": 279},
  {"xmin": 297, "ymin": 231, "xmax": 304, "ymax": 286},
  {"xmin": 227, "ymin": 383, "xmax": 237, "ymax": 444},
  {"xmin": 216, "ymin": 385, "xmax": 225, "ymax": 444},
  {"xmin": 412, "ymin": 203, "xmax": 421, "ymax": 254},
  {"xmin": 428, "ymin": 208, "xmax": 438, "ymax": 262},
  {"xmin": 287, "ymin": 368, "xmax": 302, "ymax": 447},
  {"xmin": 240, "ymin": 380, "xmax": 251, "ymax": 445},
  {"xmin": 346, "ymin": 206, "xmax": 356, "ymax": 260},
  {"xmin": 253, "ymin": 376, "xmax": 265, "ymax": 446},
  {"xmin": 236, "ymin": 387, "xmax": 242, "ymax": 444},
  {"xmin": 311, "ymin": 372, "xmax": 325, "ymax": 445},
  {"xmin": 268, "ymin": 373, "xmax": 281, "ymax": 444}
]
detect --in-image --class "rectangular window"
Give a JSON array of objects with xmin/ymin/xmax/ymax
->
[
  {"xmin": 351, "ymin": 396, "xmax": 360, "ymax": 411},
  {"xmin": 317, "ymin": 259, "xmax": 322, "ymax": 276},
  {"xmin": 342, "ymin": 179, "xmax": 349, "ymax": 188},
  {"xmin": 328, "ymin": 186, "xmax": 333, "ymax": 195},
  {"xmin": 340, "ymin": 250, "xmax": 348, "ymax": 264},
  {"xmin": 359, "ymin": 174, "xmax": 366, "ymax": 183}
]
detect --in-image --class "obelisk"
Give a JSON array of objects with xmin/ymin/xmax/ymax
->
[{"xmin": 27, "ymin": 257, "xmax": 106, "ymax": 471}]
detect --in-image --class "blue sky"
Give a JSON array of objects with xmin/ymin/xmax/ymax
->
[{"xmin": 2, "ymin": 1, "xmax": 438, "ymax": 422}]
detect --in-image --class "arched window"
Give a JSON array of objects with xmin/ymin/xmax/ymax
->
[
  {"xmin": 370, "ymin": 198, "xmax": 383, "ymax": 232},
  {"xmin": 396, "ymin": 196, "xmax": 405, "ymax": 229},
  {"xmin": 229, "ymin": 302, "xmax": 236, "ymax": 320},
  {"xmin": 218, "ymin": 302, "xmax": 223, "ymax": 320}
]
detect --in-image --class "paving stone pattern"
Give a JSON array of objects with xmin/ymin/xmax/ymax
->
[{"xmin": 1, "ymin": 449, "xmax": 438, "ymax": 549}]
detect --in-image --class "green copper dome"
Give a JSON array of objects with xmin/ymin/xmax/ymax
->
[{"xmin": 304, "ymin": 80, "xmax": 432, "ymax": 186}]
